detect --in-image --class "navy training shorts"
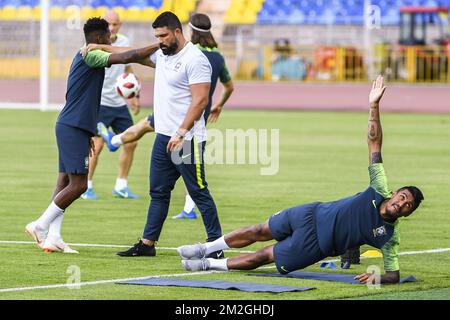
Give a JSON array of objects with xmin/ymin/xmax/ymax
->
[
  {"xmin": 97, "ymin": 105, "xmax": 133, "ymax": 134},
  {"xmin": 55, "ymin": 123, "xmax": 91, "ymax": 175},
  {"xmin": 269, "ymin": 202, "xmax": 326, "ymax": 274}
]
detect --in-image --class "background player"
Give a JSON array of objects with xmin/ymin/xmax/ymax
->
[{"xmin": 81, "ymin": 10, "xmax": 141, "ymax": 200}]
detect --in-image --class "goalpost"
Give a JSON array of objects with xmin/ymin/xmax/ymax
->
[{"xmin": 40, "ymin": 0, "xmax": 49, "ymax": 111}]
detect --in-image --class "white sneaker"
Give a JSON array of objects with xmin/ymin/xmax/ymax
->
[
  {"xmin": 42, "ymin": 237, "xmax": 79, "ymax": 254},
  {"xmin": 25, "ymin": 221, "xmax": 48, "ymax": 249},
  {"xmin": 181, "ymin": 258, "xmax": 211, "ymax": 272},
  {"xmin": 177, "ymin": 243, "xmax": 207, "ymax": 260}
]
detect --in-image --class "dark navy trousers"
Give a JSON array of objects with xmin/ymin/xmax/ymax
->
[{"xmin": 142, "ymin": 134, "xmax": 222, "ymax": 242}]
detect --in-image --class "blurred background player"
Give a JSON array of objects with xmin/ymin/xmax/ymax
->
[
  {"xmin": 24, "ymin": 18, "xmax": 159, "ymax": 253},
  {"xmin": 81, "ymin": 10, "xmax": 141, "ymax": 200},
  {"xmin": 96, "ymin": 13, "xmax": 234, "ymax": 219}
]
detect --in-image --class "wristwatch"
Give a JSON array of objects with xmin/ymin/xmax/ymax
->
[{"xmin": 175, "ymin": 131, "xmax": 185, "ymax": 139}]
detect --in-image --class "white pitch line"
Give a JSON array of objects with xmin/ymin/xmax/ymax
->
[
  {"xmin": 321, "ymin": 247, "xmax": 450, "ymax": 263},
  {"xmin": 0, "ymin": 241, "xmax": 449, "ymax": 294},
  {"xmin": 0, "ymin": 240, "xmax": 255, "ymax": 254},
  {"xmin": 0, "ymin": 270, "xmax": 225, "ymax": 293}
]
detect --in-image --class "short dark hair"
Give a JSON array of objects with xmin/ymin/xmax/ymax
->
[
  {"xmin": 152, "ymin": 11, "xmax": 182, "ymax": 31},
  {"xmin": 83, "ymin": 17, "xmax": 109, "ymax": 43},
  {"xmin": 398, "ymin": 186, "xmax": 424, "ymax": 210},
  {"xmin": 190, "ymin": 13, "xmax": 218, "ymax": 49}
]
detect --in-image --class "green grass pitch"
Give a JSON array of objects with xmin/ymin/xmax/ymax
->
[{"xmin": 0, "ymin": 109, "xmax": 449, "ymax": 300}]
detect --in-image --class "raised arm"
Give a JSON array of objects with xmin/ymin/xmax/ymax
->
[
  {"xmin": 108, "ymin": 44, "xmax": 158, "ymax": 67},
  {"xmin": 367, "ymin": 75, "xmax": 387, "ymax": 165},
  {"xmin": 208, "ymin": 80, "xmax": 234, "ymax": 124},
  {"xmin": 82, "ymin": 43, "xmax": 157, "ymax": 68}
]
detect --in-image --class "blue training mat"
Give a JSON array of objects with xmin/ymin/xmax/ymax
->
[
  {"xmin": 249, "ymin": 272, "xmax": 417, "ymax": 284},
  {"xmin": 117, "ymin": 277, "xmax": 315, "ymax": 293}
]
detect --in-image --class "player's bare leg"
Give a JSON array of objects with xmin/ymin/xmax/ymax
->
[
  {"xmin": 225, "ymin": 222, "xmax": 274, "ymax": 247},
  {"xmin": 226, "ymin": 245, "xmax": 275, "ymax": 270},
  {"xmin": 26, "ymin": 173, "xmax": 86, "ymax": 252},
  {"xmin": 53, "ymin": 173, "xmax": 88, "ymax": 209},
  {"xmin": 81, "ymin": 137, "xmax": 104, "ymax": 199},
  {"xmin": 118, "ymin": 141, "xmax": 137, "ymax": 179},
  {"xmin": 113, "ymin": 139, "xmax": 140, "ymax": 198},
  {"xmin": 116, "ymin": 117, "xmax": 154, "ymax": 146},
  {"xmin": 179, "ymin": 222, "xmax": 275, "ymax": 271}
]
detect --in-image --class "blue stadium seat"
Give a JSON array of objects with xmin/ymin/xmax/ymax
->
[{"xmin": 255, "ymin": 0, "xmax": 450, "ymax": 25}]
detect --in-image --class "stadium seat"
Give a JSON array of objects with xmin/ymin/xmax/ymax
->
[
  {"xmin": 49, "ymin": 6, "xmax": 65, "ymax": 20},
  {"xmin": 251, "ymin": 0, "xmax": 437, "ymax": 25},
  {"xmin": 140, "ymin": 7, "xmax": 158, "ymax": 22},
  {"xmin": 16, "ymin": 5, "xmax": 33, "ymax": 20},
  {"xmin": 123, "ymin": 7, "xmax": 143, "ymax": 22},
  {"xmin": 0, "ymin": 6, "xmax": 18, "ymax": 20}
]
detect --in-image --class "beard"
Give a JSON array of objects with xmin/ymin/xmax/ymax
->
[
  {"xmin": 383, "ymin": 207, "xmax": 398, "ymax": 223},
  {"xmin": 160, "ymin": 41, "xmax": 178, "ymax": 56}
]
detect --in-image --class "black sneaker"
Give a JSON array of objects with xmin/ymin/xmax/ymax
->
[
  {"xmin": 340, "ymin": 246, "xmax": 360, "ymax": 266},
  {"xmin": 206, "ymin": 250, "xmax": 225, "ymax": 259},
  {"xmin": 116, "ymin": 240, "xmax": 156, "ymax": 257}
]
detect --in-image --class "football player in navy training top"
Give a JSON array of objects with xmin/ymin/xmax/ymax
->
[
  {"xmin": 177, "ymin": 75, "xmax": 424, "ymax": 284},
  {"xmin": 25, "ymin": 18, "xmax": 159, "ymax": 253}
]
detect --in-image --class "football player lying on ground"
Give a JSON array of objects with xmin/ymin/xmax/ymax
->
[{"xmin": 177, "ymin": 76, "xmax": 424, "ymax": 284}]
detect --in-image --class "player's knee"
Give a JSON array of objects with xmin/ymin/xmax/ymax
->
[
  {"xmin": 253, "ymin": 249, "xmax": 272, "ymax": 264},
  {"xmin": 253, "ymin": 223, "xmax": 267, "ymax": 236},
  {"xmin": 70, "ymin": 180, "xmax": 87, "ymax": 196},
  {"xmin": 124, "ymin": 140, "xmax": 137, "ymax": 151}
]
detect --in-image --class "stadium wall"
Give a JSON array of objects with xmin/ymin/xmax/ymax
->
[{"xmin": 1, "ymin": 79, "xmax": 449, "ymax": 113}]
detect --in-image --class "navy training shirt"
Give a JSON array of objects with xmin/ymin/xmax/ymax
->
[
  {"xmin": 314, "ymin": 186, "xmax": 395, "ymax": 257},
  {"xmin": 195, "ymin": 44, "xmax": 232, "ymax": 120},
  {"xmin": 57, "ymin": 50, "xmax": 111, "ymax": 135}
]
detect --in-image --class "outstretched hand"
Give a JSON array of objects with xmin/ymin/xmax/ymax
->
[{"xmin": 369, "ymin": 75, "xmax": 387, "ymax": 105}]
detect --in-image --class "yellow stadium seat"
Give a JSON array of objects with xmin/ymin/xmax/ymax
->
[
  {"xmin": 174, "ymin": 10, "xmax": 189, "ymax": 23},
  {"xmin": 112, "ymin": 6, "xmax": 126, "ymax": 20},
  {"xmin": 33, "ymin": 6, "xmax": 41, "ymax": 21},
  {"xmin": 49, "ymin": 6, "xmax": 64, "ymax": 20},
  {"xmin": 160, "ymin": 0, "xmax": 174, "ymax": 12},
  {"xmin": 16, "ymin": 6, "xmax": 33, "ymax": 21},
  {"xmin": 123, "ymin": 7, "xmax": 142, "ymax": 22},
  {"xmin": 80, "ymin": 6, "xmax": 96, "ymax": 20},
  {"xmin": 95, "ymin": 6, "xmax": 108, "ymax": 18},
  {"xmin": 0, "ymin": 6, "xmax": 18, "ymax": 21},
  {"xmin": 63, "ymin": 5, "xmax": 79, "ymax": 20},
  {"xmin": 141, "ymin": 7, "xmax": 157, "ymax": 22}
]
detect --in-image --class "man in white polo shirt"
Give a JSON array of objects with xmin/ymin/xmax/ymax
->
[{"xmin": 116, "ymin": 12, "xmax": 223, "ymax": 258}]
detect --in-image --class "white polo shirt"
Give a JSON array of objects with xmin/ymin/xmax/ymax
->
[
  {"xmin": 101, "ymin": 34, "xmax": 131, "ymax": 107},
  {"xmin": 150, "ymin": 41, "xmax": 212, "ymax": 142}
]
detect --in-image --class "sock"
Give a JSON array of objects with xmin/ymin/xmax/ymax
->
[
  {"xmin": 36, "ymin": 202, "xmax": 64, "ymax": 230},
  {"xmin": 204, "ymin": 236, "xmax": 230, "ymax": 255},
  {"xmin": 207, "ymin": 258, "xmax": 229, "ymax": 271},
  {"xmin": 183, "ymin": 194, "xmax": 196, "ymax": 213},
  {"xmin": 111, "ymin": 134, "xmax": 124, "ymax": 147},
  {"xmin": 115, "ymin": 178, "xmax": 127, "ymax": 190},
  {"xmin": 87, "ymin": 180, "xmax": 93, "ymax": 189},
  {"xmin": 47, "ymin": 213, "xmax": 64, "ymax": 240}
]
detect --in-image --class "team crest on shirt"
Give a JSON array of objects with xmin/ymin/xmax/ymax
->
[
  {"xmin": 174, "ymin": 61, "xmax": 182, "ymax": 72},
  {"xmin": 84, "ymin": 157, "xmax": 89, "ymax": 169},
  {"xmin": 372, "ymin": 226, "xmax": 387, "ymax": 237}
]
